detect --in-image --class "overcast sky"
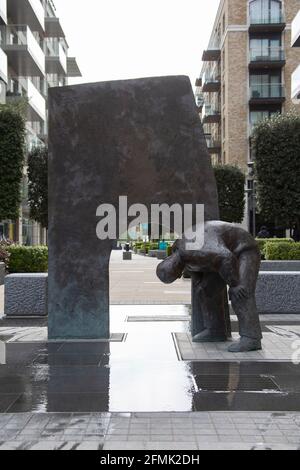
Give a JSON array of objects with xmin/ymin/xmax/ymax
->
[{"xmin": 54, "ymin": 0, "xmax": 220, "ymax": 85}]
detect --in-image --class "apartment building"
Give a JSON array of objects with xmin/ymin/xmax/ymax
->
[
  {"xmin": 292, "ymin": 8, "xmax": 300, "ymax": 99},
  {"xmin": 0, "ymin": 0, "xmax": 81, "ymax": 245}
]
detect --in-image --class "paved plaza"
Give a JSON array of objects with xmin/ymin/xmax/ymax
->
[
  {"xmin": 0, "ymin": 252, "xmax": 300, "ymax": 450},
  {"xmin": 1, "ymin": 412, "xmax": 300, "ymax": 450}
]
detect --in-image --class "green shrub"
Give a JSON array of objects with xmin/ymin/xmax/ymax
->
[
  {"xmin": 0, "ymin": 241, "xmax": 13, "ymax": 270},
  {"xmin": 214, "ymin": 165, "xmax": 245, "ymax": 223},
  {"xmin": 0, "ymin": 106, "xmax": 26, "ymax": 220},
  {"xmin": 265, "ymin": 242, "xmax": 300, "ymax": 260},
  {"xmin": 8, "ymin": 246, "xmax": 48, "ymax": 273},
  {"xmin": 167, "ymin": 245, "xmax": 173, "ymax": 257},
  {"xmin": 256, "ymin": 238, "xmax": 294, "ymax": 258}
]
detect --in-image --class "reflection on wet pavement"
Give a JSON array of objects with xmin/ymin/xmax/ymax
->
[{"xmin": 0, "ymin": 306, "xmax": 300, "ymax": 413}]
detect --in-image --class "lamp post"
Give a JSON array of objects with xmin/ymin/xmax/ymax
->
[{"xmin": 246, "ymin": 161, "xmax": 257, "ymax": 236}]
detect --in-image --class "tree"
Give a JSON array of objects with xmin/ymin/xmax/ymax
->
[
  {"xmin": 0, "ymin": 105, "xmax": 26, "ymax": 221},
  {"xmin": 214, "ymin": 165, "xmax": 245, "ymax": 223},
  {"xmin": 252, "ymin": 112, "xmax": 300, "ymax": 232},
  {"xmin": 27, "ymin": 146, "xmax": 48, "ymax": 229}
]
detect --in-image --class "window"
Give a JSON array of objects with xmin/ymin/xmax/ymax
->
[
  {"xmin": 249, "ymin": 0, "xmax": 282, "ymax": 24},
  {"xmin": 250, "ymin": 35, "xmax": 282, "ymax": 60},
  {"xmin": 249, "ymin": 71, "xmax": 282, "ymax": 98}
]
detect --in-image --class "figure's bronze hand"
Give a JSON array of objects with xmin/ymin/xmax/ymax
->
[{"xmin": 229, "ymin": 285, "xmax": 249, "ymax": 301}]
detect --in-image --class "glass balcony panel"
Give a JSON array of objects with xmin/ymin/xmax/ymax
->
[
  {"xmin": 292, "ymin": 65, "xmax": 300, "ymax": 99},
  {"xmin": 250, "ymin": 47, "xmax": 284, "ymax": 62},
  {"xmin": 28, "ymin": 0, "xmax": 45, "ymax": 31},
  {"xmin": 250, "ymin": 7, "xmax": 284, "ymax": 25},
  {"xmin": 0, "ymin": 0, "xmax": 7, "ymax": 24},
  {"xmin": 203, "ymin": 104, "xmax": 220, "ymax": 116},
  {"xmin": 0, "ymin": 46, "xmax": 7, "ymax": 82},
  {"xmin": 2, "ymin": 24, "xmax": 45, "ymax": 75},
  {"xmin": 7, "ymin": 76, "xmax": 46, "ymax": 122},
  {"xmin": 292, "ymin": 10, "xmax": 300, "ymax": 47},
  {"xmin": 250, "ymin": 83, "xmax": 285, "ymax": 99}
]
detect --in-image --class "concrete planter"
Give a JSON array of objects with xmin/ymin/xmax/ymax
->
[
  {"xmin": 260, "ymin": 261, "xmax": 300, "ymax": 271},
  {"xmin": 5, "ymin": 273, "xmax": 48, "ymax": 317},
  {"xmin": 0, "ymin": 263, "xmax": 5, "ymax": 286},
  {"xmin": 256, "ymin": 272, "xmax": 300, "ymax": 314}
]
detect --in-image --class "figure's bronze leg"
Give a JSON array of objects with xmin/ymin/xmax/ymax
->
[
  {"xmin": 228, "ymin": 249, "xmax": 262, "ymax": 352},
  {"xmin": 191, "ymin": 273, "xmax": 205, "ymax": 337},
  {"xmin": 191, "ymin": 272, "xmax": 229, "ymax": 342}
]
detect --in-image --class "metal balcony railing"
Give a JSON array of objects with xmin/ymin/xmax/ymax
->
[
  {"xmin": 249, "ymin": 83, "xmax": 285, "ymax": 99},
  {"xmin": 249, "ymin": 47, "xmax": 285, "ymax": 62}
]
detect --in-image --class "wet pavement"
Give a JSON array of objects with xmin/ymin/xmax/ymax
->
[{"xmin": 0, "ymin": 306, "xmax": 300, "ymax": 414}]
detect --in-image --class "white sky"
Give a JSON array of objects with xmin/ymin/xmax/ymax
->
[{"xmin": 54, "ymin": 0, "xmax": 220, "ymax": 85}]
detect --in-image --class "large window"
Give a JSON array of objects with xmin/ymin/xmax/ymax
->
[
  {"xmin": 250, "ymin": 36, "xmax": 282, "ymax": 60},
  {"xmin": 250, "ymin": 0, "xmax": 282, "ymax": 24},
  {"xmin": 250, "ymin": 72, "xmax": 283, "ymax": 98}
]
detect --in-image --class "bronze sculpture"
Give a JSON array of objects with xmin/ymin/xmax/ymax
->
[{"xmin": 157, "ymin": 221, "xmax": 262, "ymax": 352}]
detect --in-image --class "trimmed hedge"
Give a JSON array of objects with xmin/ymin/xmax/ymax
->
[
  {"xmin": 0, "ymin": 106, "xmax": 25, "ymax": 220},
  {"xmin": 7, "ymin": 246, "xmax": 48, "ymax": 273},
  {"xmin": 214, "ymin": 165, "xmax": 245, "ymax": 223},
  {"xmin": 256, "ymin": 238, "xmax": 294, "ymax": 258},
  {"xmin": 265, "ymin": 242, "xmax": 300, "ymax": 261}
]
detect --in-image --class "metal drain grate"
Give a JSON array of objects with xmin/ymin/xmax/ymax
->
[
  {"xmin": 193, "ymin": 375, "xmax": 279, "ymax": 392},
  {"xmin": 127, "ymin": 315, "xmax": 190, "ymax": 322}
]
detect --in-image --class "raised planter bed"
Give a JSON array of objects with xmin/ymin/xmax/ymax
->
[
  {"xmin": 5, "ymin": 273, "xmax": 48, "ymax": 317},
  {"xmin": 256, "ymin": 272, "xmax": 300, "ymax": 314},
  {"xmin": 260, "ymin": 260, "xmax": 300, "ymax": 271}
]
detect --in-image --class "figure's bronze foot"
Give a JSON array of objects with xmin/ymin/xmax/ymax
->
[
  {"xmin": 228, "ymin": 337, "xmax": 262, "ymax": 353},
  {"xmin": 193, "ymin": 329, "xmax": 227, "ymax": 343}
]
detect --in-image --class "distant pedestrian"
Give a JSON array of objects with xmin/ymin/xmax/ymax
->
[{"xmin": 256, "ymin": 226, "xmax": 271, "ymax": 239}]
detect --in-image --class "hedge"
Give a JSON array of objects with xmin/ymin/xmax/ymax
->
[
  {"xmin": 214, "ymin": 165, "xmax": 245, "ymax": 223},
  {"xmin": 7, "ymin": 246, "xmax": 48, "ymax": 273},
  {"xmin": 0, "ymin": 106, "xmax": 25, "ymax": 220},
  {"xmin": 256, "ymin": 238, "xmax": 294, "ymax": 258},
  {"xmin": 265, "ymin": 242, "xmax": 300, "ymax": 261}
]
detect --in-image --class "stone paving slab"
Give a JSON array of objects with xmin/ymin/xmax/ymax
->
[
  {"xmin": 0, "ymin": 412, "xmax": 299, "ymax": 450},
  {"xmin": 174, "ymin": 330, "xmax": 300, "ymax": 362}
]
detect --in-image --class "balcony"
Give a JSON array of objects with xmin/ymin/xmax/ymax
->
[
  {"xmin": 292, "ymin": 64, "xmax": 300, "ymax": 100},
  {"xmin": 202, "ymin": 75, "xmax": 221, "ymax": 93},
  {"xmin": 1, "ymin": 24, "xmax": 45, "ymax": 76},
  {"xmin": 6, "ymin": 76, "xmax": 46, "ymax": 122},
  {"xmin": 0, "ymin": 47, "xmax": 7, "ymax": 83},
  {"xmin": 202, "ymin": 48, "xmax": 221, "ymax": 62},
  {"xmin": 249, "ymin": 10, "xmax": 285, "ymax": 32},
  {"xmin": 67, "ymin": 57, "xmax": 82, "ymax": 78},
  {"xmin": 202, "ymin": 104, "xmax": 221, "ymax": 124},
  {"xmin": 45, "ymin": 17, "xmax": 66, "ymax": 38},
  {"xmin": 0, "ymin": 0, "xmax": 7, "ymax": 24},
  {"xmin": 205, "ymin": 134, "xmax": 221, "ymax": 154},
  {"xmin": 292, "ymin": 10, "xmax": 300, "ymax": 47},
  {"xmin": 46, "ymin": 41, "xmax": 67, "ymax": 75},
  {"xmin": 249, "ymin": 47, "xmax": 285, "ymax": 69},
  {"xmin": 7, "ymin": 0, "xmax": 45, "ymax": 34},
  {"xmin": 249, "ymin": 84, "xmax": 285, "ymax": 105}
]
